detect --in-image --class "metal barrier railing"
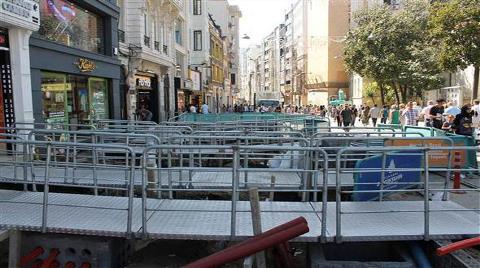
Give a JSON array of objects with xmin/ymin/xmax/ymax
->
[
  {"xmin": 140, "ymin": 145, "xmax": 329, "ymax": 239},
  {"xmin": 0, "ymin": 138, "xmax": 477, "ymax": 241},
  {"xmin": 191, "ymin": 130, "xmax": 305, "ymax": 138},
  {"xmin": 335, "ymin": 146, "xmax": 480, "ymax": 242},
  {"xmin": 0, "ymin": 139, "xmax": 137, "ymax": 236}
]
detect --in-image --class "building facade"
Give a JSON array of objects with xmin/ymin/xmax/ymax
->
[
  {"xmin": 279, "ymin": 9, "xmax": 294, "ymax": 105},
  {"xmin": 0, "ymin": 0, "xmax": 40, "ymax": 130},
  {"xmin": 31, "ymin": 0, "xmax": 121, "ymax": 125},
  {"xmin": 304, "ymin": 0, "xmax": 350, "ymax": 107},
  {"xmin": 117, "ymin": 0, "xmax": 184, "ymax": 122},
  {"xmin": 208, "ymin": 15, "xmax": 224, "ymax": 113}
]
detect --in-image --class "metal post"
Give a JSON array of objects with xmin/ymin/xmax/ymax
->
[
  {"xmin": 126, "ymin": 149, "xmax": 135, "ymax": 237},
  {"xmin": 231, "ymin": 146, "xmax": 240, "ymax": 239},
  {"xmin": 141, "ymin": 149, "xmax": 148, "ymax": 237},
  {"xmin": 321, "ymin": 150, "xmax": 328, "ymax": 243},
  {"xmin": 91, "ymin": 136, "xmax": 98, "ymax": 195},
  {"xmin": 42, "ymin": 144, "xmax": 52, "ymax": 233},
  {"xmin": 168, "ymin": 151, "xmax": 173, "ymax": 199},
  {"xmin": 443, "ymin": 147, "xmax": 453, "ymax": 201},
  {"xmin": 379, "ymin": 152, "xmax": 387, "ymax": 202},
  {"xmin": 424, "ymin": 149, "xmax": 430, "ymax": 241},
  {"xmin": 335, "ymin": 151, "xmax": 342, "ymax": 243}
]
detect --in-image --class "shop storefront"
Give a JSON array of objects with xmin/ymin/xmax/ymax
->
[
  {"xmin": 30, "ymin": 0, "xmax": 121, "ymax": 124},
  {"xmin": 41, "ymin": 72, "xmax": 109, "ymax": 124},
  {"xmin": 135, "ymin": 73, "xmax": 158, "ymax": 122}
]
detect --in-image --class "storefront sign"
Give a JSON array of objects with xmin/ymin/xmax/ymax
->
[
  {"xmin": 190, "ymin": 70, "xmax": 201, "ymax": 91},
  {"xmin": 353, "ymin": 151, "xmax": 422, "ymax": 201},
  {"xmin": 136, "ymin": 76, "xmax": 153, "ymax": 89},
  {"xmin": 0, "ymin": 0, "xmax": 40, "ymax": 30},
  {"xmin": 74, "ymin": 58, "xmax": 96, "ymax": 72}
]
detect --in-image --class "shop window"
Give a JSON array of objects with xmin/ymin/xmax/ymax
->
[
  {"xmin": 38, "ymin": 0, "xmax": 105, "ymax": 54},
  {"xmin": 41, "ymin": 72, "xmax": 109, "ymax": 124}
]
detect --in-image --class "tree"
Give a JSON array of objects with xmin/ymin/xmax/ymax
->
[
  {"xmin": 344, "ymin": 0, "xmax": 444, "ymax": 103},
  {"xmin": 429, "ymin": 0, "xmax": 480, "ymax": 99},
  {"xmin": 364, "ymin": 83, "xmax": 378, "ymax": 105}
]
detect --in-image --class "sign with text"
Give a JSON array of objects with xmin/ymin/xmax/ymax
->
[
  {"xmin": 74, "ymin": 58, "xmax": 96, "ymax": 72},
  {"xmin": 385, "ymin": 139, "xmax": 466, "ymax": 168},
  {"xmin": 0, "ymin": 0, "xmax": 40, "ymax": 30},
  {"xmin": 135, "ymin": 76, "xmax": 153, "ymax": 90},
  {"xmin": 353, "ymin": 151, "xmax": 422, "ymax": 201},
  {"xmin": 189, "ymin": 69, "xmax": 201, "ymax": 91}
]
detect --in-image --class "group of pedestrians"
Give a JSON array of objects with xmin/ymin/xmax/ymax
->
[{"xmin": 331, "ymin": 99, "xmax": 479, "ymax": 137}]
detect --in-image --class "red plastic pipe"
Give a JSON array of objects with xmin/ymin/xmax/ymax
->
[
  {"xmin": 219, "ymin": 217, "xmax": 307, "ymax": 252},
  {"xmin": 184, "ymin": 222, "xmax": 309, "ymax": 267},
  {"xmin": 20, "ymin": 246, "xmax": 45, "ymax": 267},
  {"xmin": 80, "ymin": 263, "xmax": 91, "ymax": 268},
  {"xmin": 65, "ymin": 261, "xmax": 76, "ymax": 268},
  {"xmin": 40, "ymin": 249, "xmax": 60, "ymax": 268},
  {"xmin": 49, "ymin": 260, "xmax": 60, "ymax": 268},
  {"xmin": 437, "ymin": 237, "xmax": 480, "ymax": 256},
  {"xmin": 192, "ymin": 216, "xmax": 307, "ymax": 262}
]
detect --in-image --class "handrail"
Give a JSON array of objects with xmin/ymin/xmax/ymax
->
[{"xmin": 334, "ymin": 146, "xmax": 480, "ymax": 243}]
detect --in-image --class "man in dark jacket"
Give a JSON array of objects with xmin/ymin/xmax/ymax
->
[{"xmin": 452, "ymin": 104, "xmax": 474, "ymax": 136}]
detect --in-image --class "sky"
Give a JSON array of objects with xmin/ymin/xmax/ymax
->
[{"xmin": 225, "ymin": 0, "xmax": 297, "ymax": 48}]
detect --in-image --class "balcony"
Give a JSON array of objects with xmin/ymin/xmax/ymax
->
[
  {"xmin": 144, "ymin": 36, "xmax": 151, "ymax": 47},
  {"xmin": 163, "ymin": 45, "xmax": 168, "ymax": 54},
  {"xmin": 154, "ymin": 41, "xmax": 160, "ymax": 51},
  {"xmin": 118, "ymin": 29, "xmax": 125, "ymax": 43}
]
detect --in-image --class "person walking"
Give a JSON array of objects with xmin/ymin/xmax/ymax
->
[
  {"xmin": 429, "ymin": 99, "xmax": 446, "ymax": 129},
  {"xmin": 362, "ymin": 106, "xmax": 371, "ymax": 126},
  {"xmin": 340, "ymin": 105, "xmax": 353, "ymax": 127},
  {"xmin": 351, "ymin": 105, "xmax": 358, "ymax": 126},
  {"xmin": 369, "ymin": 105, "xmax": 381, "ymax": 127},
  {"xmin": 420, "ymin": 100, "xmax": 434, "ymax": 127},
  {"xmin": 452, "ymin": 104, "xmax": 474, "ymax": 136},
  {"xmin": 402, "ymin": 102, "xmax": 419, "ymax": 126},
  {"xmin": 201, "ymin": 102, "xmax": 209, "ymax": 114},
  {"xmin": 389, "ymin": 105, "xmax": 400, "ymax": 125},
  {"xmin": 189, "ymin": 104, "xmax": 197, "ymax": 113},
  {"xmin": 381, "ymin": 105, "xmax": 389, "ymax": 124}
]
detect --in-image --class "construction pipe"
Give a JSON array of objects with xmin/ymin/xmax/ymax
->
[
  {"xmin": 80, "ymin": 263, "xmax": 92, "ymax": 268},
  {"xmin": 437, "ymin": 237, "xmax": 480, "ymax": 256},
  {"xmin": 65, "ymin": 262, "xmax": 76, "ymax": 268},
  {"xmin": 408, "ymin": 242, "xmax": 432, "ymax": 268},
  {"xmin": 40, "ymin": 249, "xmax": 60, "ymax": 268},
  {"xmin": 221, "ymin": 217, "xmax": 307, "ymax": 252},
  {"xmin": 20, "ymin": 246, "xmax": 44, "ymax": 267},
  {"xmin": 49, "ymin": 260, "xmax": 60, "ymax": 268},
  {"xmin": 184, "ymin": 221, "xmax": 309, "ymax": 267}
]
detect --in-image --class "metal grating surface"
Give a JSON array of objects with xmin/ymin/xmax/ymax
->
[
  {"xmin": 190, "ymin": 171, "xmax": 302, "ymax": 189},
  {"xmin": 0, "ymin": 190, "xmax": 477, "ymax": 242}
]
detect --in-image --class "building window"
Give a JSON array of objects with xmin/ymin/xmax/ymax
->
[
  {"xmin": 41, "ymin": 72, "xmax": 109, "ymax": 124},
  {"xmin": 38, "ymin": 0, "xmax": 105, "ymax": 54},
  {"xmin": 193, "ymin": 0, "xmax": 202, "ymax": 15},
  {"xmin": 175, "ymin": 19, "xmax": 183, "ymax": 45},
  {"xmin": 194, "ymin": 31, "xmax": 202, "ymax": 51}
]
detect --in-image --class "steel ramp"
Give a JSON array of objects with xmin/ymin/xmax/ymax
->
[{"xmin": 0, "ymin": 190, "xmax": 477, "ymax": 242}]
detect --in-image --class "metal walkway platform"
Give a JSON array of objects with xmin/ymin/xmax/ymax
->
[{"xmin": 0, "ymin": 190, "xmax": 477, "ymax": 242}]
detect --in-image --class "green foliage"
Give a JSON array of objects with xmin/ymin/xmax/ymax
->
[
  {"xmin": 363, "ymin": 82, "xmax": 378, "ymax": 105},
  {"xmin": 344, "ymin": 0, "xmax": 444, "ymax": 102},
  {"xmin": 429, "ymin": 0, "xmax": 480, "ymax": 70}
]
